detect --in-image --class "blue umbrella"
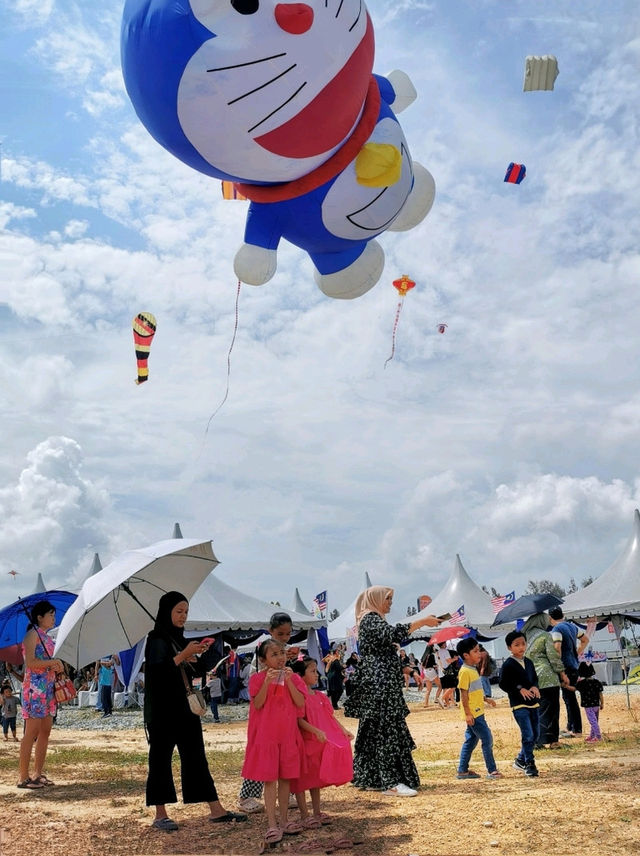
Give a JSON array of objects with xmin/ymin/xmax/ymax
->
[
  {"xmin": 0, "ymin": 590, "xmax": 77, "ymax": 649},
  {"xmin": 491, "ymin": 593, "xmax": 563, "ymax": 627}
]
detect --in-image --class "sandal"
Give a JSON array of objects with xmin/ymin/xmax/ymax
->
[
  {"xmin": 17, "ymin": 778, "xmax": 44, "ymax": 790},
  {"xmin": 32, "ymin": 774, "xmax": 54, "ymax": 786},
  {"xmin": 282, "ymin": 820, "xmax": 303, "ymax": 835},
  {"xmin": 302, "ymin": 817, "xmax": 322, "ymax": 829},
  {"xmin": 313, "ymin": 813, "xmax": 332, "ymax": 826},
  {"xmin": 265, "ymin": 827, "xmax": 283, "ymax": 844}
]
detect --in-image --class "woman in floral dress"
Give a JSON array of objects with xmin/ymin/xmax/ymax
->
[
  {"xmin": 343, "ymin": 586, "xmax": 440, "ymax": 797},
  {"xmin": 18, "ymin": 600, "xmax": 65, "ymax": 789}
]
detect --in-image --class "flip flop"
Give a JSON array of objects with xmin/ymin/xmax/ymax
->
[
  {"xmin": 209, "ymin": 811, "xmax": 248, "ymax": 823},
  {"xmin": 17, "ymin": 778, "xmax": 44, "ymax": 790},
  {"xmin": 302, "ymin": 817, "xmax": 322, "ymax": 829},
  {"xmin": 313, "ymin": 813, "xmax": 332, "ymax": 826},
  {"xmin": 282, "ymin": 820, "xmax": 303, "ymax": 834},
  {"xmin": 32, "ymin": 774, "xmax": 54, "ymax": 786},
  {"xmin": 265, "ymin": 827, "xmax": 283, "ymax": 844}
]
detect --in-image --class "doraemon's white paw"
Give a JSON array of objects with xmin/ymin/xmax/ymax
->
[
  {"xmin": 313, "ymin": 240, "xmax": 385, "ymax": 299},
  {"xmin": 233, "ymin": 243, "xmax": 277, "ymax": 285},
  {"xmin": 388, "ymin": 162, "xmax": 436, "ymax": 232},
  {"xmin": 386, "ymin": 70, "xmax": 417, "ymax": 114}
]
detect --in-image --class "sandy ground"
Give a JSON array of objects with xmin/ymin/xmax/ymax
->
[{"xmin": 0, "ymin": 689, "xmax": 639, "ymax": 856}]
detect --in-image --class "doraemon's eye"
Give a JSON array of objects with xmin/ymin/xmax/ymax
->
[{"xmin": 231, "ymin": 0, "xmax": 259, "ymax": 13}]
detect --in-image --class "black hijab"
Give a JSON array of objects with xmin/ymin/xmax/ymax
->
[{"xmin": 148, "ymin": 590, "xmax": 188, "ymax": 649}]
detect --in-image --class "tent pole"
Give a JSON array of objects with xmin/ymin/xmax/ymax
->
[{"xmin": 612, "ymin": 616, "xmax": 631, "ymax": 711}]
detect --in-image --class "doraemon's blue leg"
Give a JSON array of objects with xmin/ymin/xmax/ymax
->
[
  {"xmin": 310, "ymin": 240, "xmax": 385, "ymax": 300},
  {"xmin": 233, "ymin": 202, "xmax": 282, "ymax": 286}
]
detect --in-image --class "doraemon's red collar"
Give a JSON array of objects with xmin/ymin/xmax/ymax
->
[{"xmin": 235, "ymin": 75, "xmax": 381, "ymax": 204}]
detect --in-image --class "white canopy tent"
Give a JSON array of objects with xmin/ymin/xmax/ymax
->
[
  {"xmin": 184, "ymin": 573, "xmax": 326, "ymax": 634},
  {"xmin": 411, "ymin": 554, "xmax": 496, "ymax": 634},
  {"xmin": 291, "ymin": 587, "xmax": 312, "ymax": 616},
  {"xmin": 327, "ymin": 571, "xmax": 376, "ymax": 641},
  {"xmin": 561, "ymin": 509, "xmax": 640, "ymax": 619}
]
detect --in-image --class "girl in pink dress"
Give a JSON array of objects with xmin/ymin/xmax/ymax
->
[
  {"xmin": 290, "ymin": 657, "xmax": 354, "ymax": 828},
  {"xmin": 241, "ymin": 639, "xmax": 307, "ymax": 845}
]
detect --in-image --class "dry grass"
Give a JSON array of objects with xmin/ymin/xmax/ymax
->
[{"xmin": 0, "ymin": 693, "xmax": 638, "ymax": 855}]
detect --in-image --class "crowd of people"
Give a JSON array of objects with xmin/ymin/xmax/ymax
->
[{"xmin": 1, "ymin": 590, "xmax": 609, "ymax": 845}]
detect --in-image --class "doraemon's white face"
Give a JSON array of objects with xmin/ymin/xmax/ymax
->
[{"xmin": 178, "ymin": 0, "xmax": 374, "ymax": 183}]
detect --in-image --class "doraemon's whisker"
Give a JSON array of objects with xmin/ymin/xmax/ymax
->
[
  {"xmin": 228, "ymin": 64, "xmax": 298, "ymax": 105},
  {"xmin": 247, "ymin": 82, "xmax": 308, "ymax": 133},
  {"xmin": 349, "ymin": 0, "xmax": 363, "ymax": 31},
  {"xmin": 335, "ymin": 0, "xmax": 345, "ymax": 18},
  {"xmin": 207, "ymin": 53, "xmax": 287, "ymax": 73}
]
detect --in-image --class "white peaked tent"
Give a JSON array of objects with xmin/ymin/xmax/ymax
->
[
  {"xmin": 327, "ymin": 571, "xmax": 375, "ymax": 641},
  {"xmin": 31, "ymin": 573, "xmax": 47, "ymax": 594},
  {"xmin": 185, "ymin": 573, "xmax": 326, "ymax": 633},
  {"xmin": 412, "ymin": 554, "xmax": 496, "ymax": 632},
  {"xmin": 561, "ymin": 509, "xmax": 640, "ymax": 619},
  {"xmin": 172, "ymin": 522, "xmax": 183, "ymax": 539},
  {"xmin": 291, "ymin": 587, "xmax": 312, "ymax": 615},
  {"xmin": 79, "ymin": 553, "xmax": 103, "ymax": 588}
]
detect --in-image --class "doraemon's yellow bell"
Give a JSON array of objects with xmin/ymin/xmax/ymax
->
[{"xmin": 355, "ymin": 143, "xmax": 403, "ymax": 188}]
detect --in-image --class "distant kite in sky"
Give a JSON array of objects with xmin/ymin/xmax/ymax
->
[
  {"xmin": 132, "ymin": 312, "xmax": 157, "ymax": 385},
  {"xmin": 504, "ymin": 163, "xmax": 526, "ymax": 184},
  {"xmin": 437, "ymin": 323, "xmax": 448, "ymax": 334},
  {"xmin": 8, "ymin": 570, "xmax": 19, "ymax": 579},
  {"xmin": 385, "ymin": 275, "xmax": 416, "ymax": 368},
  {"xmin": 523, "ymin": 55, "xmax": 559, "ymax": 91}
]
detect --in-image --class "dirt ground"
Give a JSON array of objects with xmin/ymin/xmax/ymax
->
[{"xmin": 0, "ymin": 691, "xmax": 639, "ymax": 856}]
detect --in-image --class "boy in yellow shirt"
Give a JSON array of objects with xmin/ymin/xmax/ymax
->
[{"xmin": 456, "ymin": 637, "xmax": 502, "ymax": 780}]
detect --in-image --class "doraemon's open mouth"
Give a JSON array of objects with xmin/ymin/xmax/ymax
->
[
  {"xmin": 255, "ymin": 14, "xmax": 374, "ymax": 159},
  {"xmin": 346, "ymin": 143, "xmax": 412, "ymax": 231}
]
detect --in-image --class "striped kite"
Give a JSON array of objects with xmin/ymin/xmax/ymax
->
[{"xmin": 132, "ymin": 312, "xmax": 157, "ymax": 385}]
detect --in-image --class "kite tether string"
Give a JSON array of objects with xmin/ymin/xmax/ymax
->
[
  {"xmin": 384, "ymin": 298, "xmax": 404, "ymax": 369},
  {"xmin": 205, "ymin": 279, "xmax": 242, "ymax": 434}
]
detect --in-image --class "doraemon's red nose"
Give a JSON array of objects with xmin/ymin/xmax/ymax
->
[{"xmin": 274, "ymin": 3, "xmax": 314, "ymax": 35}]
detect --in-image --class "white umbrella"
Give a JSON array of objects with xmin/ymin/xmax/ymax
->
[{"xmin": 54, "ymin": 538, "xmax": 219, "ymax": 669}]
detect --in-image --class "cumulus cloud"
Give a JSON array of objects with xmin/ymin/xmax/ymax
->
[{"xmin": 0, "ymin": 437, "xmax": 114, "ymax": 596}]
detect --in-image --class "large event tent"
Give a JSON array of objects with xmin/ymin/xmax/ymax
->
[
  {"xmin": 561, "ymin": 509, "xmax": 640, "ymax": 619},
  {"xmin": 327, "ymin": 571, "xmax": 374, "ymax": 640},
  {"xmin": 185, "ymin": 573, "xmax": 325, "ymax": 634},
  {"xmin": 411, "ymin": 554, "xmax": 496, "ymax": 633},
  {"xmin": 291, "ymin": 587, "xmax": 312, "ymax": 615}
]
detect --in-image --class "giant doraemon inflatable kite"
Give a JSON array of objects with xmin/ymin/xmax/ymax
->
[{"xmin": 121, "ymin": 0, "xmax": 435, "ymax": 299}]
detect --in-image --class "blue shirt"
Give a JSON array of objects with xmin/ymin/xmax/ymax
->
[
  {"xmin": 551, "ymin": 622, "xmax": 583, "ymax": 671},
  {"xmin": 98, "ymin": 664, "xmax": 114, "ymax": 687}
]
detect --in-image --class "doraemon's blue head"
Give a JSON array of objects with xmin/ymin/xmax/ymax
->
[{"xmin": 121, "ymin": 0, "xmax": 375, "ymax": 185}]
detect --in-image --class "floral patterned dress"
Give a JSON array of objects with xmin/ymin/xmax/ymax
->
[
  {"xmin": 343, "ymin": 613, "xmax": 419, "ymax": 790},
  {"xmin": 21, "ymin": 631, "xmax": 57, "ymax": 719}
]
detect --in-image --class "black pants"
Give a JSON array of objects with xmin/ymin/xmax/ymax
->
[
  {"xmin": 100, "ymin": 685, "xmax": 112, "ymax": 716},
  {"xmin": 328, "ymin": 687, "xmax": 343, "ymax": 710},
  {"xmin": 537, "ymin": 686, "xmax": 560, "ymax": 745},
  {"xmin": 562, "ymin": 668, "xmax": 582, "ymax": 734},
  {"xmin": 146, "ymin": 714, "xmax": 218, "ymax": 807}
]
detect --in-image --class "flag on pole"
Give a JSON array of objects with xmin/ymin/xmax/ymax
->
[
  {"xmin": 313, "ymin": 591, "xmax": 327, "ymax": 620},
  {"xmin": 449, "ymin": 605, "xmax": 465, "ymax": 625},
  {"xmin": 491, "ymin": 591, "xmax": 516, "ymax": 614}
]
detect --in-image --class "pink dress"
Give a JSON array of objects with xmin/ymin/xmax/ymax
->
[
  {"xmin": 242, "ymin": 671, "xmax": 306, "ymax": 782},
  {"xmin": 290, "ymin": 690, "xmax": 353, "ymax": 793}
]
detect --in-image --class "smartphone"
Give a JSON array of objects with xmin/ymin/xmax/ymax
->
[{"xmin": 201, "ymin": 637, "xmax": 215, "ymax": 647}]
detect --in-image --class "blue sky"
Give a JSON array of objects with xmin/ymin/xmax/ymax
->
[{"xmin": 1, "ymin": 0, "xmax": 640, "ymax": 617}]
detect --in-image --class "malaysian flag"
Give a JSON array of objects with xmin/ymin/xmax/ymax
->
[
  {"xmin": 313, "ymin": 590, "xmax": 327, "ymax": 620},
  {"xmin": 491, "ymin": 591, "xmax": 516, "ymax": 614},
  {"xmin": 449, "ymin": 604, "xmax": 465, "ymax": 625}
]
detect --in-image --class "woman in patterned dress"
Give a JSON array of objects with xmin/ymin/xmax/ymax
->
[
  {"xmin": 343, "ymin": 586, "xmax": 440, "ymax": 797},
  {"xmin": 17, "ymin": 600, "xmax": 65, "ymax": 789}
]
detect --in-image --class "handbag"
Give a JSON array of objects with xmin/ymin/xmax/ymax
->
[
  {"xmin": 54, "ymin": 675, "xmax": 77, "ymax": 704},
  {"xmin": 179, "ymin": 663, "xmax": 207, "ymax": 716}
]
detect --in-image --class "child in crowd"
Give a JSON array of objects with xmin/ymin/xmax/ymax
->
[
  {"xmin": 238, "ymin": 612, "xmax": 299, "ymax": 813},
  {"xmin": 206, "ymin": 669, "xmax": 222, "ymax": 723},
  {"xmin": 241, "ymin": 639, "xmax": 306, "ymax": 845},
  {"xmin": 2, "ymin": 686, "xmax": 19, "ymax": 741},
  {"xmin": 290, "ymin": 657, "xmax": 354, "ymax": 826},
  {"xmin": 575, "ymin": 662, "xmax": 604, "ymax": 743},
  {"xmin": 499, "ymin": 630, "xmax": 541, "ymax": 778},
  {"xmin": 455, "ymin": 638, "xmax": 501, "ymax": 780}
]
